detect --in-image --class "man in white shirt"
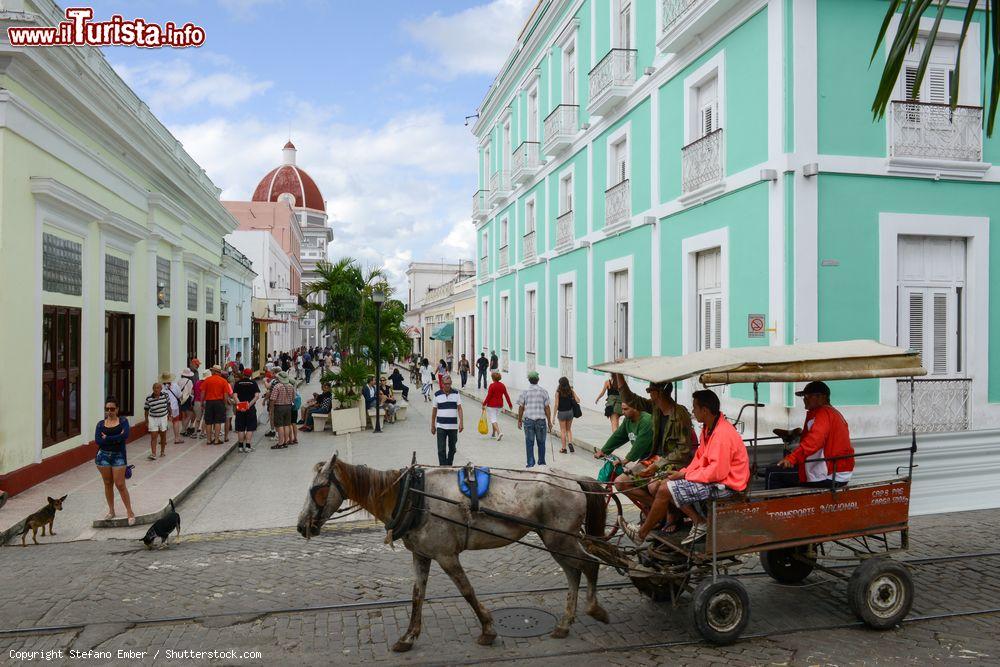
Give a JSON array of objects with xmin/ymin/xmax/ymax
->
[{"xmin": 431, "ymin": 376, "xmax": 464, "ymax": 465}]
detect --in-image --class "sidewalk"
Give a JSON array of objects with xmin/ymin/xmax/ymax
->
[{"xmin": 0, "ymin": 426, "xmax": 248, "ymax": 546}]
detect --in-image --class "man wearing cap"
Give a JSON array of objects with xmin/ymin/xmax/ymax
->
[
  {"xmin": 161, "ymin": 371, "xmax": 184, "ymax": 445},
  {"xmin": 610, "ymin": 374, "xmax": 695, "ymax": 474},
  {"xmin": 269, "ymin": 371, "xmax": 297, "ymax": 449},
  {"xmin": 233, "ymin": 369, "xmax": 261, "ymax": 453},
  {"xmin": 772, "ymin": 381, "xmax": 854, "ymax": 489},
  {"xmin": 517, "ymin": 371, "xmax": 553, "ymax": 468},
  {"xmin": 201, "ymin": 365, "xmax": 233, "ymax": 445}
]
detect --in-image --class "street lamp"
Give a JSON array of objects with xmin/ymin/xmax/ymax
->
[{"xmin": 372, "ymin": 288, "xmax": 388, "ymax": 433}]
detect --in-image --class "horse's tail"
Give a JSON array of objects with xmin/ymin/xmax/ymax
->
[{"xmin": 577, "ymin": 479, "xmax": 607, "ymax": 538}]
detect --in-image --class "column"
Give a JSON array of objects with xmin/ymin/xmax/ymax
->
[
  {"xmin": 142, "ymin": 242, "xmax": 160, "ymax": 388},
  {"xmin": 170, "ymin": 249, "xmax": 185, "ymax": 371}
]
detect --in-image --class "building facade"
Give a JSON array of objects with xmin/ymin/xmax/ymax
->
[
  {"xmin": 251, "ymin": 142, "xmax": 332, "ymax": 349},
  {"xmin": 220, "ymin": 240, "xmax": 256, "ymax": 367},
  {"xmin": 404, "ymin": 260, "xmax": 475, "ymax": 359},
  {"xmin": 0, "ymin": 0, "xmax": 236, "ymax": 491},
  {"xmin": 472, "ymin": 0, "xmax": 1000, "ymax": 446}
]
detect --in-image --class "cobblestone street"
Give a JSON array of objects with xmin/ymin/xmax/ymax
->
[{"xmin": 2, "ymin": 507, "xmax": 999, "ymax": 666}]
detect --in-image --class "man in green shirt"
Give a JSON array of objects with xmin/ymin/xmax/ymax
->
[{"xmin": 593, "ymin": 400, "xmax": 655, "ymax": 511}]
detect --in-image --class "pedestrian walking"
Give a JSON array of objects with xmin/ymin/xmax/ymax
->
[
  {"xmin": 431, "ymin": 375, "xmax": 463, "ymax": 465},
  {"xmin": 162, "ymin": 372, "xmax": 184, "ymax": 444},
  {"xmin": 476, "ymin": 352, "xmax": 489, "ymax": 389},
  {"xmin": 233, "ymin": 369, "xmax": 260, "ymax": 453},
  {"xmin": 303, "ymin": 354, "xmax": 315, "ymax": 384},
  {"xmin": 201, "ymin": 365, "xmax": 233, "ymax": 445},
  {"xmin": 143, "ymin": 382, "xmax": 170, "ymax": 460},
  {"xmin": 446, "ymin": 352, "xmax": 454, "ymax": 373},
  {"xmin": 555, "ymin": 376, "xmax": 581, "ymax": 454},
  {"xmin": 489, "ymin": 350, "xmax": 499, "ymax": 381},
  {"xmin": 270, "ymin": 371, "xmax": 297, "ymax": 449},
  {"xmin": 95, "ymin": 397, "xmax": 135, "ymax": 525},
  {"xmin": 176, "ymin": 369, "xmax": 196, "ymax": 435},
  {"xmin": 595, "ymin": 376, "xmax": 623, "ymax": 432},
  {"xmin": 436, "ymin": 359, "xmax": 448, "ymax": 390},
  {"xmin": 517, "ymin": 371, "xmax": 552, "ymax": 468},
  {"xmin": 192, "ymin": 371, "xmax": 207, "ymax": 439},
  {"xmin": 420, "ymin": 359, "xmax": 434, "ymax": 402},
  {"xmin": 389, "ymin": 367, "xmax": 410, "ymax": 401},
  {"xmin": 482, "ymin": 372, "xmax": 512, "ymax": 441},
  {"xmin": 458, "ymin": 354, "xmax": 471, "ymax": 388}
]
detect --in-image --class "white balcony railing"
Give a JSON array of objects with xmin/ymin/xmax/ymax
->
[
  {"xmin": 681, "ymin": 128, "xmax": 724, "ymax": 194},
  {"xmin": 556, "ymin": 210, "xmax": 574, "ymax": 251},
  {"xmin": 473, "ymin": 190, "xmax": 489, "ymax": 222},
  {"xmin": 522, "ymin": 230, "xmax": 537, "ymax": 264},
  {"xmin": 489, "ymin": 170, "xmax": 512, "ymax": 207},
  {"xmin": 889, "ymin": 101, "xmax": 983, "ymax": 162},
  {"xmin": 499, "ymin": 244, "xmax": 509, "ymax": 272},
  {"xmin": 897, "ymin": 378, "xmax": 971, "ymax": 434},
  {"xmin": 425, "ymin": 280, "xmax": 456, "ymax": 304},
  {"xmin": 526, "ymin": 352, "xmax": 537, "ymax": 374},
  {"xmin": 604, "ymin": 179, "xmax": 630, "ymax": 231},
  {"xmin": 559, "ymin": 355, "xmax": 574, "ymax": 383},
  {"xmin": 662, "ymin": 0, "xmax": 699, "ymax": 33},
  {"xmin": 511, "ymin": 141, "xmax": 542, "ymax": 185},
  {"xmin": 659, "ymin": 0, "xmax": 741, "ymax": 54},
  {"xmin": 588, "ymin": 49, "xmax": 637, "ymax": 116},
  {"xmin": 543, "ymin": 104, "xmax": 580, "ymax": 156}
]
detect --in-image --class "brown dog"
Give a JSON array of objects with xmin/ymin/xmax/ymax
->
[{"xmin": 19, "ymin": 495, "xmax": 67, "ymax": 546}]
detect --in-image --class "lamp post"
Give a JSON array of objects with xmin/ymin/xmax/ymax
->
[{"xmin": 372, "ymin": 288, "xmax": 387, "ymax": 433}]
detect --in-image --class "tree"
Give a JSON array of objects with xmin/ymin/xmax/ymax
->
[{"xmin": 872, "ymin": 1, "xmax": 999, "ymax": 136}]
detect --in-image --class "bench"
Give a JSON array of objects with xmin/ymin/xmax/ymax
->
[
  {"xmin": 366, "ymin": 401, "xmax": 408, "ymax": 428},
  {"xmin": 310, "ymin": 413, "xmax": 331, "ymax": 433}
]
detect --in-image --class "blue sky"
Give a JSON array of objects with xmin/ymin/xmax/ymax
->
[{"xmin": 87, "ymin": 0, "xmax": 536, "ymax": 291}]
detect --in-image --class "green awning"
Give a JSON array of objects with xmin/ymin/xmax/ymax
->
[{"xmin": 430, "ymin": 322, "xmax": 454, "ymax": 341}]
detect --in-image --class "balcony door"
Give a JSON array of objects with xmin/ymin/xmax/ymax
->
[
  {"xmin": 612, "ymin": 270, "xmax": 629, "ymax": 360},
  {"xmin": 617, "ymin": 0, "xmax": 633, "ymax": 50},
  {"xmin": 187, "ymin": 318, "xmax": 198, "ymax": 365},
  {"xmin": 205, "ymin": 320, "xmax": 220, "ymax": 368},
  {"xmin": 500, "ymin": 295, "xmax": 509, "ymax": 372}
]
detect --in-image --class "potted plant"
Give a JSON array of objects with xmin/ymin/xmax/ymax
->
[{"xmin": 321, "ymin": 359, "xmax": 369, "ymax": 434}]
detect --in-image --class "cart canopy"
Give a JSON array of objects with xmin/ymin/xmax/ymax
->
[{"xmin": 590, "ymin": 340, "xmax": 926, "ymax": 385}]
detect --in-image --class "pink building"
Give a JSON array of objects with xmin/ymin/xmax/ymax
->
[{"xmin": 223, "ymin": 200, "xmax": 303, "ymax": 295}]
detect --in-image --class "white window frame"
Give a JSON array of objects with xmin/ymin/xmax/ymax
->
[
  {"xmin": 563, "ymin": 40, "xmax": 578, "ymax": 106},
  {"xmin": 502, "ymin": 117, "xmax": 512, "ymax": 171},
  {"xmin": 527, "ymin": 84, "xmax": 540, "ymax": 142},
  {"xmin": 606, "ymin": 122, "xmax": 631, "ymax": 188},
  {"xmin": 886, "ymin": 16, "xmax": 980, "ymax": 107},
  {"xmin": 555, "ymin": 21, "xmax": 580, "ymax": 108},
  {"xmin": 500, "ymin": 291, "xmax": 510, "ymax": 370},
  {"xmin": 611, "ymin": 0, "xmax": 636, "ymax": 51},
  {"xmin": 683, "ymin": 51, "xmax": 726, "ymax": 145},
  {"xmin": 481, "ymin": 297, "xmax": 490, "ymax": 351},
  {"xmin": 681, "ymin": 228, "xmax": 729, "ymax": 355},
  {"xmin": 524, "ymin": 285, "xmax": 539, "ymax": 355},
  {"xmin": 604, "ymin": 257, "xmax": 633, "ymax": 362},
  {"xmin": 558, "ymin": 166, "xmax": 575, "ymax": 215},
  {"xmin": 558, "ymin": 272, "xmax": 576, "ymax": 359},
  {"xmin": 524, "ymin": 195, "xmax": 537, "ymax": 235},
  {"xmin": 694, "ymin": 247, "xmax": 724, "ymax": 352},
  {"xmin": 879, "ymin": 212, "xmax": 990, "ymax": 427}
]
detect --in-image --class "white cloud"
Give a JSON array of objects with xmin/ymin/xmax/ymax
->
[
  {"xmin": 171, "ymin": 110, "xmax": 477, "ymax": 296},
  {"xmin": 404, "ymin": 0, "xmax": 537, "ymax": 77},
  {"xmin": 113, "ymin": 59, "xmax": 272, "ymax": 114}
]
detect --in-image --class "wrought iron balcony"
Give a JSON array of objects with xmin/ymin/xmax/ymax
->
[
  {"xmin": 681, "ymin": 128, "xmax": 724, "ymax": 194},
  {"xmin": 588, "ymin": 49, "xmax": 637, "ymax": 117},
  {"xmin": 556, "ymin": 209, "xmax": 574, "ymax": 251},
  {"xmin": 511, "ymin": 141, "xmax": 542, "ymax": 185},
  {"xmin": 543, "ymin": 104, "xmax": 580, "ymax": 157},
  {"xmin": 473, "ymin": 189, "xmax": 489, "ymax": 222},
  {"xmin": 659, "ymin": 0, "xmax": 741, "ymax": 54},
  {"xmin": 522, "ymin": 230, "xmax": 537, "ymax": 264},
  {"xmin": 559, "ymin": 355, "xmax": 574, "ymax": 383},
  {"xmin": 498, "ymin": 244, "xmax": 509, "ymax": 272},
  {"xmin": 897, "ymin": 378, "xmax": 971, "ymax": 434},
  {"xmin": 489, "ymin": 170, "xmax": 512, "ymax": 207},
  {"xmin": 889, "ymin": 101, "xmax": 983, "ymax": 162},
  {"xmin": 604, "ymin": 179, "xmax": 630, "ymax": 232}
]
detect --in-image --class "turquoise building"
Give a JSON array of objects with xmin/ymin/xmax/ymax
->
[{"xmin": 471, "ymin": 0, "xmax": 1000, "ymax": 445}]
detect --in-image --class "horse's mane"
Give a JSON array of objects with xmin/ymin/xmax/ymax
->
[{"xmin": 334, "ymin": 459, "xmax": 402, "ymax": 522}]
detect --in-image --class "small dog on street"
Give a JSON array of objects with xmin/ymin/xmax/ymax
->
[
  {"xmin": 19, "ymin": 495, "xmax": 67, "ymax": 546},
  {"xmin": 142, "ymin": 498, "xmax": 181, "ymax": 549}
]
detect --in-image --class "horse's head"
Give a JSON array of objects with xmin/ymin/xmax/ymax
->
[{"xmin": 297, "ymin": 453, "xmax": 346, "ymax": 539}]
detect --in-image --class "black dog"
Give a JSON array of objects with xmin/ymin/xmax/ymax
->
[{"xmin": 142, "ymin": 499, "xmax": 180, "ymax": 549}]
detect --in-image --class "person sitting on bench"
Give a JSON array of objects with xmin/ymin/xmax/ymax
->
[
  {"xmin": 770, "ymin": 381, "xmax": 854, "ymax": 490},
  {"xmin": 298, "ymin": 382, "xmax": 333, "ymax": 432}
]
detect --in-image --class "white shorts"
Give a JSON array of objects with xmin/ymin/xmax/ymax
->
[
  {"xmin": 485, "ymin": 407, "xmax": 500, "ymax": 424},
  {"xmin": 148, "ymin": 415, "xmax": 170, "ymax": 432}
]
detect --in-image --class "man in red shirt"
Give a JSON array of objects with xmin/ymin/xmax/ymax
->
[
  {"xmin": 774, "ymin": 381, "xmax": 854, "ymax": 489},
  {"xmin": 622, "ymin": 389, "xmax": 749, "ymax": 546},
  {"xmin": 200, "ymin": 365, "xmax": 233, "ymax": 445}
]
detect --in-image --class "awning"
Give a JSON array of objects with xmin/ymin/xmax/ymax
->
[
  {"xmin": 590, "ymin": 340, "xmax": 927, "ymax": 385},
  {"xmin": 430, "ymin": 322, "xmax": 454, "ymax": 341}
]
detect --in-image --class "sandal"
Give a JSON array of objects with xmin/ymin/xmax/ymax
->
[
  {"xmin": 127, "ymin": 516, "xmax": 136, "ymax": 526},
  {"xmin": 147, "ymin": 455, "xmax": 157, "ymax": 460},
  {"xmin": 559, "ymin": 449, "xmax": 567, "ymax": 454},
  {"xmin": 104, "ymin": 512, "xmax": 116, "ymax": 521}
]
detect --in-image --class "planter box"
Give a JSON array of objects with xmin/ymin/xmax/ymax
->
[{"xmin": 329, "ymin": 403, "xmax": 363, "ymax": 434}]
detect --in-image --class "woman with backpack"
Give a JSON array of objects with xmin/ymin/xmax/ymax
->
[{"xmin": 554, "ymin": 376, "xmax": 581, "ymax": 454}]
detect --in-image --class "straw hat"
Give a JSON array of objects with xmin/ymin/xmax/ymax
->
[{"xmin": 160, "ymin": 372, "xmax": 175, "ymax": 383}]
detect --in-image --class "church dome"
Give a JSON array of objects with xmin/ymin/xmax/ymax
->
[{"xmin": 251, "ymin": 141, "xmax": 326, "ymax": 212}]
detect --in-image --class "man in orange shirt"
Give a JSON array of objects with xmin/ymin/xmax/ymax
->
[
  {"xmin": 773, "ymin": 381, "xmax": 855, "ymax": 489},
  {"xmin": 622, "ymin": 389, "xmax": 749, "ymax": 546},
  {"xmin": 200, "ymin": 365, "xmax": 233, "ymax": 445}
]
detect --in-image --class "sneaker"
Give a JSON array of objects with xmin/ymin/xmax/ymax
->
[
  {"xmin": 497, "ymin": 433, "xmax": 503, "ymax": 442},
  {"xmin": 238, "ymin": 445, "xmax": 246, "ymax": 453},
  {"xmin": 264, "ymin": 430, "xmax": 276, "ymax": 438},
  {"xmin": 245, "ymin": 445, "xmax": 254, "ymax": 453},
  {"xmin": 681, "ymin": 523, "xmax": 707, "ymax": 546}
]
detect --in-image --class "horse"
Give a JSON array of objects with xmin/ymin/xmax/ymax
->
[{"xmin": 297, "ymin": 454, "xmax": 610, "ymax": 652}]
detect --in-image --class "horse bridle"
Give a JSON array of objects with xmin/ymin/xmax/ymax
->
[{"xmin": 309, "ymin": 462, "xmax": 348, "ymax": 516}]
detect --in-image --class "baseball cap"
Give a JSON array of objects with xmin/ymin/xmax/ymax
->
[
  {"xmin": 527, "ymin": 371, "xmax": 540, "ymax": 381},
  {"xmin": 795, "ymin": 381, "xmax": 831, "ymax": 397},
  {"xmin": 243, "ymin": 368, "xmax": 252, "ymax": 377}
]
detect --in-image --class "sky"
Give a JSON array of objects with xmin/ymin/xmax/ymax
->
[{"xmin": 86, "ymin": 0, "xmax": 537, "ymax": 293}]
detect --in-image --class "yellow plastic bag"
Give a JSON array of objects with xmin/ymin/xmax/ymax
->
[{"xmin": 478, "ymin": 409, "xmax": 489, "ymax": 435}]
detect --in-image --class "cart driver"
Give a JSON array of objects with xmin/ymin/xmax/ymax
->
[
  {"xmin": 772, "ymin": 381, "xmax": 855, "ymax": 489},
  {"xmin": 620, "ymin": 389, "xmax": 749, "ymax": 546}
]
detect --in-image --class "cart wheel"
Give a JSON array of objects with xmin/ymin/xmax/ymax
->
[
  {"xmin": 760, "ymin": 546, "xmax": 815, "ymax": 585},
  {"xmin": 847, "ymin": 558, "xmax": 914, "ymax": 629},
  {"xmin": 691, "ymin": 577, "xmax": 750, "ymax": 645}
]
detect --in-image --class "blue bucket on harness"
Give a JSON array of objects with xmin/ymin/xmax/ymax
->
[{"xmin": 457, "ymin": 467, "xmax": 491, "ymax": 499}]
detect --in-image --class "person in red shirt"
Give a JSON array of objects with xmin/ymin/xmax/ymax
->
[
  {"xmin": 200, "ymin": 365, "xmax": 234, "ymax": 445},
  {"xmin": 481, "ymin": 372, "xmax": 513, "ymax": 440},
  {"xmin": 774, "ymin": 381, "xmax": 854, "ymax": 488},
  {"xmin": 622, "ymin": 389, "xmax": 749, "ymax": 546}
]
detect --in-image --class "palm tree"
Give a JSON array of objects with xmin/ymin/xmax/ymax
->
[
  {"xmin": 872, "ymin": 1, "xmax": 999, "ymax": 136},
  {"xmin": 302, "ymin": 258, "xmax": 364, "ymax": 351}
]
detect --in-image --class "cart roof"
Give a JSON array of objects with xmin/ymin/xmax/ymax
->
[{"xmin": 589, "ymin": 340, "xmax": 926, "ymax": 385}]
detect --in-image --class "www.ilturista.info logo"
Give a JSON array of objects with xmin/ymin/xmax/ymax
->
[{"xmin": 8, "ymin": 7, "xmax": 205, "ymax": 48}]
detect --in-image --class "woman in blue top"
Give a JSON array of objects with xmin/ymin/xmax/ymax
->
[{"xmin": 95, "ymin": 396, "xmax": 135, "ymax": 524}]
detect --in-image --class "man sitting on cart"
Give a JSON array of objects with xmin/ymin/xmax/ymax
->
[
  {"xmin": 622, "ymin": 389, "xmax": 749, "ymax": 546},
  {"xmin": 592, "ymin": 399, "xmax": 653, "ymax": 505},
  {"xmin": 771, "ymin": 381, "xmax": 855, "ymax": 489}
]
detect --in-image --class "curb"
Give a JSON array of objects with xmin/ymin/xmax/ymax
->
[{"xmin": 92, "ymin": 440, "xmax": 240, "ymax": 529}]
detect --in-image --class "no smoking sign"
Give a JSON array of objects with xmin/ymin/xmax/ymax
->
[{"xmin": 748, "ymin": 314, "xmax": 766, "ymax": 338}]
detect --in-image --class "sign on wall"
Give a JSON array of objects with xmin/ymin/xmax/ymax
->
[
  {"xmin": 747, "ymin": 313, "xmax": 766, "ymax": 339},
  {"xmin": 274, "ymin": 302, "xmax": 298, "ymax": 314}
]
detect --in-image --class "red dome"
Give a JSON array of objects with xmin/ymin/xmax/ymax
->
[{"xmin": 251, "ymin": 142, "xmax": 325, "ymax": 212}]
